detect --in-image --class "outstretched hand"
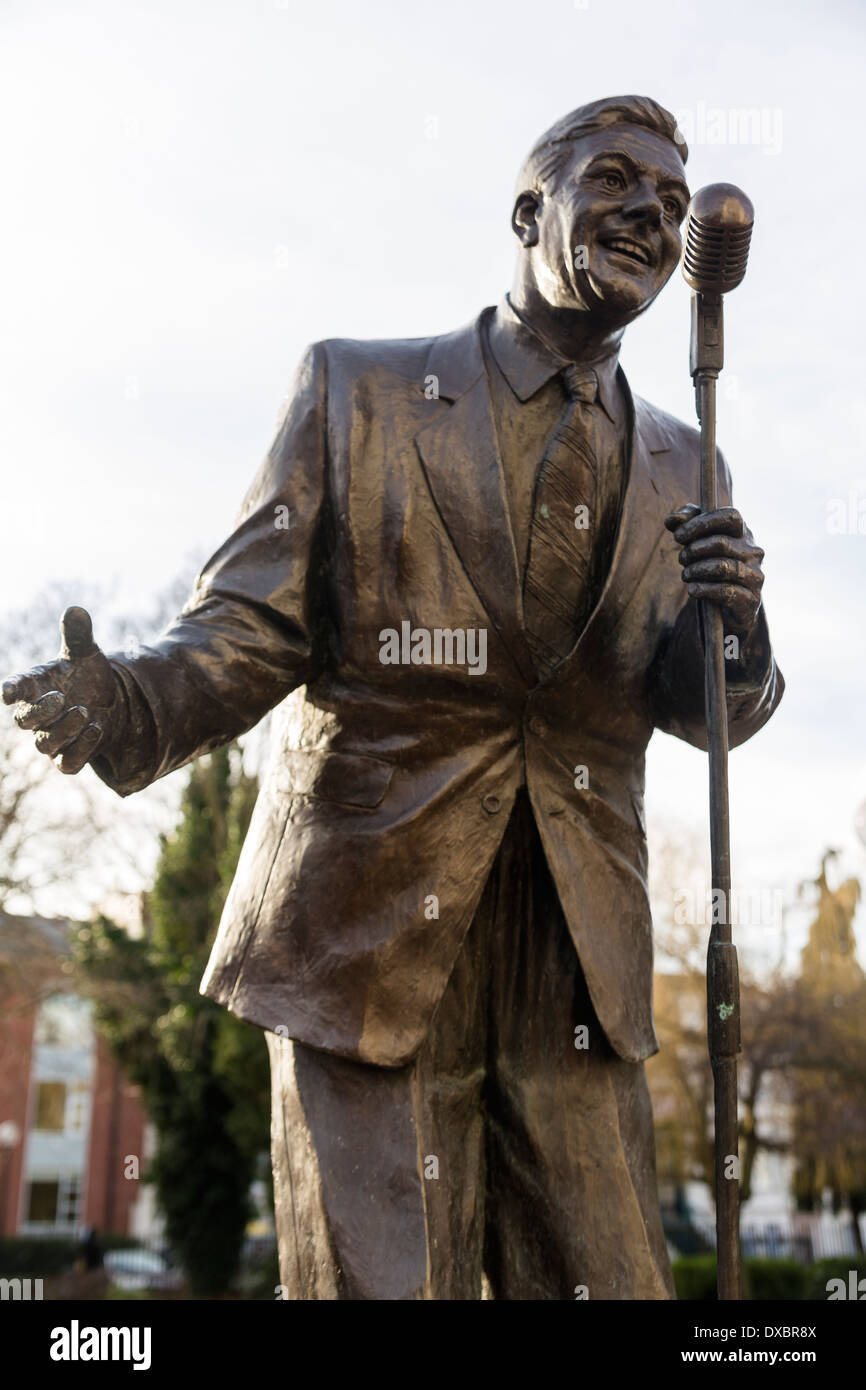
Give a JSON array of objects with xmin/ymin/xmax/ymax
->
[{"xmin": 2, "ymin": 607, "xmax": 117, "ymax": 775}]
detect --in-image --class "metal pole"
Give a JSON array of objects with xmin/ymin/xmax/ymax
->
[{"xmin": 695, "ymin": 322, "xmax": 742, "ymax": 1301}]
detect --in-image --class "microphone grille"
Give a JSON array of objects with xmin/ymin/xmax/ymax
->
[{"xmin": 682, "ymin": 183, "xmax": 754, "ymax": 294}]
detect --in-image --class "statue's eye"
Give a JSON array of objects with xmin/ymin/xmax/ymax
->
[{"xmin": 601, "ymin": 171, "xmax": 624, "ymax": 191}]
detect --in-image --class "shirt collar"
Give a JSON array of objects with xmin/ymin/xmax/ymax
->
[{"xmin": 487, "ymin": 294, "xmax": 621, "ymax": 423}]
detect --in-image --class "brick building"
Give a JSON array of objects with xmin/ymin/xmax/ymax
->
[{"xmin": 0, "ymin": 912, "xmax": 152, "ymax": 1239}]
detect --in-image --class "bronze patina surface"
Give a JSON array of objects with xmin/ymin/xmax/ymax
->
[{"xmin": 4, "ymin": 95, "xmax": 782, "ymax": 1299}]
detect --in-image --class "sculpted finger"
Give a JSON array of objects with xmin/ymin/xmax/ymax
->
[
  {"xmin": 34, "ymin": 706, "xmax": 89, "ymax": 757},
  {"xmin": 3, "ymin": 669, "xmax": 56, "ymax": 706},
  {"xmin": 683, "ymin": 559, "xmax": 764, "ymax": 590},
  {"xmin": 687, "ymin": 581, "xmax": 758, "ymax": 620},
  {"xmin": 60, "ymin": 606, "xmax": 96, "ymax": 662},
  {"xmin": 664, "ymin": 503, "xmax": 702, "ymax": 532},
  {"xmin": 14, "ymin": 690, "xmax": 67, "ymax": 730},
  {"xmin": 3, "ymin": 675, "xmax": 32, "ymax": 705},
  {"xmin": 672, "ymin": 506, "xmax": 744, "ymax": 546},
  {"xmin": 55, "ymin": 723, "xmax": 103, "ymax": 775},
  {"xmin": 679, "ymin": 535, "xmax": 759, "ymax": 565}
]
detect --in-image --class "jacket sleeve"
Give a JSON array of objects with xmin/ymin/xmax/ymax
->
[
  {"xmin": 647, "ymin": 445, "xmax": 785, "ymax": 751},
  {"xmin": 90, "ymin": 341, "xmax": 330, "ymax": 796}
]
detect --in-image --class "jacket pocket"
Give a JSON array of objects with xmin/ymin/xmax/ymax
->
[{"xmin": 278, "ymin": 748, "xmax": 394, "ymax": 809}]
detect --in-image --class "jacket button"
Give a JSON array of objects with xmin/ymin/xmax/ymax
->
[
  {"xmin": 482, "ymin": 793, "xmax": 501, "ymax": 814},
  {"xmin": 529, "ymin": 716, "xmax": 547, "ymax": 737}
]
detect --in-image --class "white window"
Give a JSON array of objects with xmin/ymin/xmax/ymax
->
[{"xmin": 25, "ymin": 1174, "xmax": 82, "ymax": 1227}]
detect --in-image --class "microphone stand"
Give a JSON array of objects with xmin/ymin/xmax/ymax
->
[{"xmin": 691, "ymin": 289, "xmax": 741, "ymax": 1301}]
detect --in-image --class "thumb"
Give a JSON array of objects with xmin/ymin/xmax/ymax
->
[
  {"xmin": 664, "ymin": 503, "xmax": 702, "ymax": 533},
  {"xmin": 60, "ymin": 606, "xmax": 97, "ymax": 661}
]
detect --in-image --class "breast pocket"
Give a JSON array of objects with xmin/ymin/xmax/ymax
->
[{"xmin": 277, "ymin": 748, "xmax": 394, "ymax": 809}]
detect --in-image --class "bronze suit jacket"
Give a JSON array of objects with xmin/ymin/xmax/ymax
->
[{"xmin": 94, "ymin": 308, "xmax": 784, "ymax": 1067}]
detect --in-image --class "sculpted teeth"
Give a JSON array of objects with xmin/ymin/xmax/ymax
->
[{"xmin": 606, "ymin": 238, "xmax": 650, "ymax": 265}]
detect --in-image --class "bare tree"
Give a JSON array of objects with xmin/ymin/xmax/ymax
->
[
  {"xmin": 0, "ymin": 566, "xmax": 202, "ymax": 918},
  {"xmin": 648, "ymin": 833, "xmax": 866, "ymax": 1241}
]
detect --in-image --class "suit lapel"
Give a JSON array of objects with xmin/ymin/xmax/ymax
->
[
  {"xmin": 413, "ymin": 316, "xmax": 679, "ymax": 691},
  {"xmin": 414, "ymin": 313, "xmax": 536, "ymax": 683}
]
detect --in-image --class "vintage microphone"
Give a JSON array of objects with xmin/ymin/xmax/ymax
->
[{"xmin": 682, "ymin": 183, "xmax": 754, "ymax": 1302}]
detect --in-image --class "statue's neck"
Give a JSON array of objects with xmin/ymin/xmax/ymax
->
[{"xmin": 509, "ymin": 282, "xmax": 626, "ymax": 365}]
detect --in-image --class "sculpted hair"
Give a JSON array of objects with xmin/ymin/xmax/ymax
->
[{"xmin": 517, "ymin": 95, "xmax": 687, "ymax": 197}]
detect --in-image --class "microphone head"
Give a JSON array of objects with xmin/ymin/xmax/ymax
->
[{"xmin": 682, "ymin": 183, "xmax": 754, "ymax": 294}]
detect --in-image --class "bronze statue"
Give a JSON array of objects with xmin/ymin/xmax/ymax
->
[{"xmin": 4, "ymin": 95, "xmax": 783, "ymax": 1299}]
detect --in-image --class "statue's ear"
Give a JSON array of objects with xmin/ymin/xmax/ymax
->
[{"xmin": 512, "ymin": 191, "xmax": 540, "ymax": 247}]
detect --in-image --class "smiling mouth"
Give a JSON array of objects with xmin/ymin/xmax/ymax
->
[{"xmin": 598, "ymin": 236, "xmax": 653, "ymax": 268}]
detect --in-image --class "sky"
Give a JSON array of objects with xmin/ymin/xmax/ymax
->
[{"xmin": 3, "ymin": 0, "xmax": 865, "ymax": 967}]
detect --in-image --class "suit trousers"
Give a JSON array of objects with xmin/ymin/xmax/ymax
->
[{"xmin": 267, "ymin": 789, "xmax": 675, "ymax": 1300}]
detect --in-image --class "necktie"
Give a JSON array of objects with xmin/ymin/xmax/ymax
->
[{"xmin": 523, "ymin": 364, "xmax": 603, "ymax": 679}]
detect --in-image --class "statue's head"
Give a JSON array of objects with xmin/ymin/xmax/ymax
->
[{"xmin": 512, "ymin": 96, "xmax": 690, "ymax": 329}]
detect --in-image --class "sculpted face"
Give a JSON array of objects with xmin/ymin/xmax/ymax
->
[{"xmin": 514, "ymin": 125, "xmax": 690, "ymax": 325}]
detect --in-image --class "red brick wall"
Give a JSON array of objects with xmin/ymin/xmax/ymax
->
[
  {"xmin": 83, "ymin": 1036, "xmax": 146, "ymax": 1235},
  {"xmin": 0, "ymin": 998, "xmax": 35, "ymax": 1236}
]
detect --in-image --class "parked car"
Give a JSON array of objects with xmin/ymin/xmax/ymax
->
[{"xmin": 104, "ymin": 1247, "xmax": 183, "ymax": 1292}]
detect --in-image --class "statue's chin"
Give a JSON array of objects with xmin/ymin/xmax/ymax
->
[{"xmin": 583, "ymin": 273, "xmax": 656, "ymax": 324}]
